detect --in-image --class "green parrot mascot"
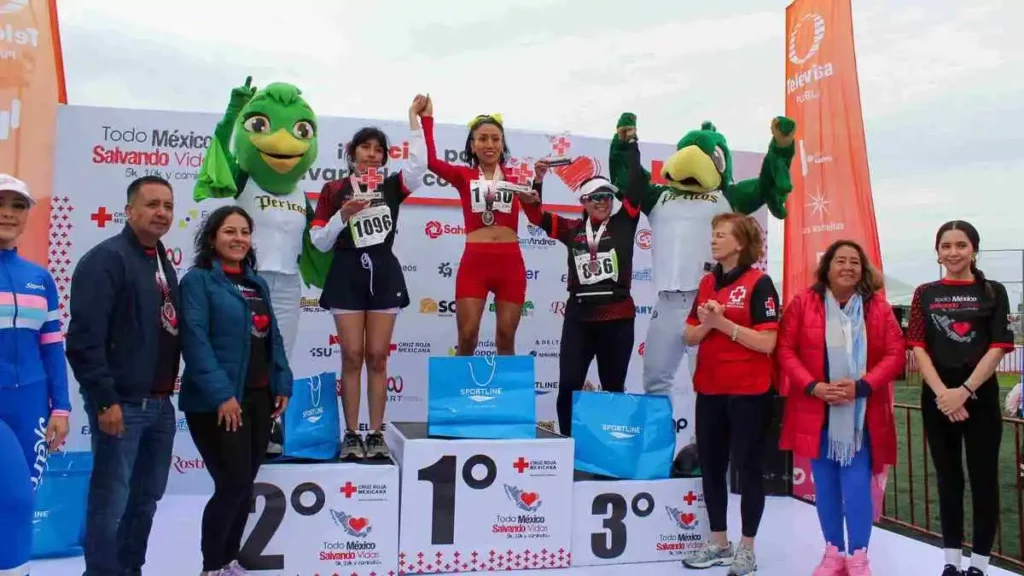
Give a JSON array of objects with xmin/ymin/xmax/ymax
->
[
  {"xmin": 608, "ymin": 113, "xmax": 796, "ymax": 476},
  {"xmin": 194, "ymin": 77, "xmax": 331, "ymax": 359}
]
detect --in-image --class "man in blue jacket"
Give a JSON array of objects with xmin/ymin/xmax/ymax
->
[{"xmin": 66, "ymin": 175, "xmax": 180, "ymax": 576}]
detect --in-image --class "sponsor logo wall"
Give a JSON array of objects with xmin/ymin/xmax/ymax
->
[{"xmin": 51, "ymin": 105, "xmax": 768, "ymax": 493}]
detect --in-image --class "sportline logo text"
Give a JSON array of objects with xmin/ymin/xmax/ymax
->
[{"xmin": 424, "ymin": 220, "xmax": 466, "ymax": 239}]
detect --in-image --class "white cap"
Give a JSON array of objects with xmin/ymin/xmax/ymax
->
[
  {"xmin": 0, "ymin": 174, "xmax": 33, "ymax": 205},
  {"xmin": 577, "ymin": 176, "xmax": 618, "ymax": 199}
]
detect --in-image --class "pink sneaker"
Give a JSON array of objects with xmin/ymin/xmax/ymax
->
[
  {"xmin": 813, "ymin": 544, "xmax": 848, "ymax": 576},
  {"xmin": 845, "ymin": 549, "xmax": 872, "ymax": 576}
]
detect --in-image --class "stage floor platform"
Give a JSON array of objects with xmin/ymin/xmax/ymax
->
[{"xmin": 34, "ymin": 492, "xmax": 1018, "ymax": 576}]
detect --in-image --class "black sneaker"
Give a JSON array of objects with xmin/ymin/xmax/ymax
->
[
  {"xmin": 364, "ymin": 431, "xmax": 390, "ymax": 459},
  {"xmin": 964, "ymin": 568, "xmax": 985, "ymax": 576},
  {"xmin": 942, "ymin": 565, "xmax": 964, "ymax": 576},
  {"xmin": 340, "ymin": 430, "xmax": 365, "ymax": 460}
]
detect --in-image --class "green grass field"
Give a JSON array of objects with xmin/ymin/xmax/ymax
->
[{"xmin": 884, "ymin": 372, "xmax": 1023, "ymax": 568}]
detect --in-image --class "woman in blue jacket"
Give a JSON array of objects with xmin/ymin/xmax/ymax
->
[
  {"xmin": 178, "ymin": 205, "xmax": 293, "ymax": 576},
  {"xmin": 0, "ymin": 175, "xmax": 71, "ymax": 575}
]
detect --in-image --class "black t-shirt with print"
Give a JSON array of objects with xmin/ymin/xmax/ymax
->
[
  {"xmin": 147, "ymin": 248, "xmax": 180, "ymax": 395},
  {"xmin": 227, "ymin": 271, "xmax": 271, "ymax": 390},
  {"xmin": 908, "ymin": 278, "xmax": 1014, "ymax": 386}
]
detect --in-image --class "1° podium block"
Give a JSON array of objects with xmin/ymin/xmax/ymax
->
[
  {"xmin": 570, "ymin": 473, "xmax": 711, "ymax": 567},
  {"xmin": 239, "ymin": 459, "xmax": 399, "ymax": 576},
  {"xmin": 386, "ymin": 422, "xmax": 574, "ymax": 574}
]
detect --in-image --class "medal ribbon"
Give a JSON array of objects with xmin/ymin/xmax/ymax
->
[
  {"xmin": 154, "ymin": 252, "xmax": 176, "ymax": 328},
  {"xmin": 584, "ymin": 218, "xmax": 608, "ymax": 266},
  {"xmin": 479, "ymin": 166, "xmax": 504, "ymax": 215}
]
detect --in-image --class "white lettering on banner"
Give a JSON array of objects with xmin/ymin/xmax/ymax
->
[
  {"xmin": 239, "ymin": 463, "xmax": 398, "ymax": 574},
  {"xmin": 0, "ymin": 23, "xmax": 38, "ymax": 47},
  {"xmin": 30, "ymin": 417, "xmax": 47, "ymax": 490},
  {"xmin": 571, "ymin": 478, "xmax": 710, "ymax": 566},
  {"xmin": 54, "ymin": 106, "xmax": 770, "ymax": 494},
  {"xmin": 389, "ymin": 425, "xmax": 574, "ymax": 572},
  {"xmin": 0, "ymin": 98, "xmax": 20, "ymax": 141}
]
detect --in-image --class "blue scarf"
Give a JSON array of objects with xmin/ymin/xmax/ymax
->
[{"xmin": 825, "ymin": 289, "xmax": 868, "ymax": 466}]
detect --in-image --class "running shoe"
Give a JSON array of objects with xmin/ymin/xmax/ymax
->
[
  {"xmin": 341, "ymin": 430, "xmax": 365, "ymax": 460},
  {"xmin": 682, "ymin": 541, "xmax": 734, "ymax": 569},
  {"xmin": 728, "ymin": 545, "xmax": 757, "ymax": 575},
  {"xmin": 364, "ymin": 431, "xmax": 390, "ymax": 459},
  {"xmin": 813, "ymin": 544, "xmax": 847, "ymax": 576}
]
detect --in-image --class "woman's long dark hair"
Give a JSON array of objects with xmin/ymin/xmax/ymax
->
[
  {"xmin": 192, "ymin": 205, "xmax": 257, "ymax": 271},
  {"xmin": 464, "ymin": 116, "xmax": 510, "ymax": 167},
  {"xmin": 935, "ymin": 219, "xmax": 993, "ymax": 300},
  {"xmin": 812, "ymin": 239, "xmax": 883, "ymax": 300}
]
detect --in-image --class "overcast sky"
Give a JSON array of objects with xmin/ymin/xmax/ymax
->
[{"xmin": 54, "ymin": 0, "xmax": 1024, "ymax": 296}]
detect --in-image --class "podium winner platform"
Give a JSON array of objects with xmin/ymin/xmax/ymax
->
[
  {"xmin": 239, "ymin": 459, "xmax": 399, "ymax": 575},
  {"xmin": 386, "ymin": 422, "xmax": 574, "ymax": 574},
  {"xmin": 570, "ymin": 472, "xmax": 710, "ymax": 567}
]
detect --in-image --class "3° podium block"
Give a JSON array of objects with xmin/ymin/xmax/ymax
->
[
  {"xmin": 239, "ymin": 459, "xmax": 399, "ymax": 576},
  {"xmin": 386, "ymin": 422, "xmax": 574, "ymax": 574},
  {"xmin": 570, "ymin": 473, "xmax": 710, "ymax": 567}
]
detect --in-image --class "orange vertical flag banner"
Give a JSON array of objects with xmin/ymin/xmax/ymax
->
[
  {"xmin": 782, "ymin": 0, "xmax": 883, "ymax": 307},
  {"xmin": 0, "ymin": 0, "xmax": 66, "ymax": 268}
]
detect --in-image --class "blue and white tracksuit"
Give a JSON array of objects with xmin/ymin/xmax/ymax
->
[{"xmin": 0, "ymin": 248, "xmax": 71, "ymax": 573}]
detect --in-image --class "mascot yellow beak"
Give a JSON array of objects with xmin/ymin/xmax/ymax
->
[
  {"xmin": 662, "ymin": 145, "xmax": 722, "ymax": 192},
  {"xmin": 249, "ymin": 129, "xmax": 310, "ymax": 174}
]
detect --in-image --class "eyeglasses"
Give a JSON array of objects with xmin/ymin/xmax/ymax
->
[{"xmin": 582, "ymin": 192, "xmax": 613, "ymax": 203}]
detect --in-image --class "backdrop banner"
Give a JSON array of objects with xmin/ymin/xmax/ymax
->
[{"xmin": 50, "ymin": 105, "xmax": 767, "ymax": 493}]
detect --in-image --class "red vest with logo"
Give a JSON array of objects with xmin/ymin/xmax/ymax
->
[{"xmin": 692, "ymin": 268, "xmax": 773, "ymax": 396}]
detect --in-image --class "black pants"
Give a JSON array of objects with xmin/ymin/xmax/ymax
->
[
  {"xmin": 556, "ymin": 316, "xmax": 635, "ymax": 437},
  {"xmin": 696, "ymin": 391, "xmax": 773, "ymax": 537},
  {"xmin": 186, "ymin": 389, "xmax": 273, "ymax": 571},
  {"xmin": 922, "ymin": 374, "xmax": 1002, "ymax": 556}
]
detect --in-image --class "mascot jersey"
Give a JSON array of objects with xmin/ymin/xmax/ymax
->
[{"xmin": 236, "ymin": 180, "xmax": 308, "ymax": 275}]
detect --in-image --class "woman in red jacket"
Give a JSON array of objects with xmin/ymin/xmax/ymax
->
[
  {"xmin": 416, "ymin": 97, "xmax": 544, "ymax": 356},
  {"xmin": 777, "ymin": 239, "xmax": 904, "ymax": 576}
]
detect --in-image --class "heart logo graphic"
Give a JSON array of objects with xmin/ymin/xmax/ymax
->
[
  {"xmin": 951, "ymin": 321, "xmax": 972, "ymax": 337},
  {"xmin": 553, "ymin": 156, "xmax": 600, "ymax": 192},
  {"xmin": 252, "ymin": 314, "xmax": 270, "ymax": 331},
  {"xmin": 520, "ymin": 492, "xmax": 539, "ymax": 507},
  {"xmin": 679, "ymin": 513, "xmax": 696, "ymax": 526},
  {"xmin": 348, "ymin": 517, "xmax": 369, "ymax": 532}
]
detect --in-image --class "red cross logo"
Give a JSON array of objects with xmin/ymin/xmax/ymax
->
[
  {"xmin": 683, "ymin": 491, "xmax": 697, "ymax": 505},
  {"xmin": 513, "ymin": 457, "xmax": 529, "ymax": 474},
  {"xmin": 727, "ymin": 286, "xmax": 747, "ymax": 306},
  {"xmin": 340, "ymin": 481, "xmax": 357, "ymax": 498},
  {"xmin": 551, "ymin": 136, "xmax": 570, "ymax": 156},
  {"xmin": 765, "ymin": 297, "xmax": 777, "ymax": 317},
  {"xmin": 91, "ymin": 207, "xmax": 113, "ymax": 228},
  {"xmin": 359, "ymin": 167, "xmax": 384, "ymax": 191}
]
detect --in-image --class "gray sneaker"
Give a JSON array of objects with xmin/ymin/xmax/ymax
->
[
  {"xmin": 222, "ymin": 560, "xmax": 247, "ymax": 575},
  {"xmin": 682, "ymin": 541, "xmax": 734, "ymax": 569},
  {"xmin": 364, "ymin": 431, "xmax": 390, "ymax": 459},
  {"xmin": 728, "ymin": 545, "xmax": 757, "ymax": 575},
  {"xmin": 340, "ymin": 430, "xmax": 365, "ymax": 460}
]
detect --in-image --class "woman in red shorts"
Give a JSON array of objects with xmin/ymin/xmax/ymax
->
[{"xmin": 417, "ymin": 96, "xmax": 545, "ymax": 355}]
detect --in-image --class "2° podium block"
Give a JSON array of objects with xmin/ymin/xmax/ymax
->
[
  {"xmin": 239, "ymin": 459, "xmax": 400, "ymax": 576},
  {"xmin": 386, "ymin": 422, "xmax": 574, "ymax": 574},
  {"xmin": 570, "ymin": 473, "xmax": 711, "ymax": 567}
]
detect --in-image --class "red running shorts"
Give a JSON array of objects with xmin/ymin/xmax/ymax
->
[{"xmin": 455, "ymin": 242, "xmax": 527, "ymax": 305}]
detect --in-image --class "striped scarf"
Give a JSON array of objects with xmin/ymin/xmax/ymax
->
[{"xmin": 825, "ymin": 289, "xmax": 868, "ymax": 466}]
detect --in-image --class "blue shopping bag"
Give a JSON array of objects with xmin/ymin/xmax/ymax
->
[
  {"xmin": 31, "ymin": 450, "xmax": 93, "ymax": 559},
  {"xmin": 428, "ymin": 355, "xmax": 536, "ymax": 439},
  {"xmin": 572, "ymin": 391, "xmax": 674, "ymax": 480},
  {"xmin": 282, "ymin": 371, "xmax": 340, "ymax": 460}
]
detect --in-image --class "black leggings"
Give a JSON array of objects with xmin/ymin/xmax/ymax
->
[
  {"xmin": 922, "ymin": 375, "xmax": 1002, "ymax": 556},
  {"xmin": 186, "ymin": 389, "xmax": 273, "ymax": 571},
  {"xmin": 696, "ymin": 392, "xmax": 773, "ymax": 537},
  {"xmin": 556, "ymin": 316, "xmax": 634, "ymax": 437}
]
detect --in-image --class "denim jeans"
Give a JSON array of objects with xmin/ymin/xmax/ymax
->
[{"xmin": 82, "ymin": 396, "xmax": 176, "ymax": 576}]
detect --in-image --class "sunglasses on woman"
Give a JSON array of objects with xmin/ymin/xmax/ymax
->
[{"xmin": 582, "ymin": 192, "xmax": 613, "ymax": 203}]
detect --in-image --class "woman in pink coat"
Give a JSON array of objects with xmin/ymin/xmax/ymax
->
[{"xmin": 776, "ymin": 240, "xmax": 904, "ymax": 576}]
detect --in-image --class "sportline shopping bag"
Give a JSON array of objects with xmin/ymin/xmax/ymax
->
[
  {"xmin": 32, "ymin": 450, "xmax": 93, "ymax": 559},
  {"xmin": 572, "ymin": 391, "xmax": 674, "ymax": 480},
  {"xmin": 427, "ymin": 355, "xmax": 536, "ymax": 439},
  {"xmin": 283, "ymin": 371, "xmax": 340, "ymax": 460}
]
